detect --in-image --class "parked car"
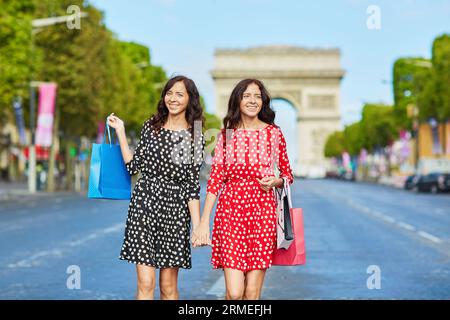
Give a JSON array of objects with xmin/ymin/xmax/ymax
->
[
  {"xmin": 325, "ymin": 171, "xmax": 340, "ymax": 179},
  {"xmin": 404, "ymin": 174, "xmax": 420, "ymax": 190},
  {"xmin": 414, "ymin": 172, "xmax": 450, "ymax": 193}
]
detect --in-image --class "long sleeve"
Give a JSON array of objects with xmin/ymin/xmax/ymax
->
[
  {"xmin": 125, "ymin": 121, "xmax": 148, "ymax": 176},
  {"xmin": 206, "ymin": 130, "xmax": 226, "ymax": 196},
  {"xmin": 275, "ymin": 128, "xmax": 294, "ymax": 185},
  {"xmin": 186, "ymin": 134, "xmax": 205, "ymax": 202}
]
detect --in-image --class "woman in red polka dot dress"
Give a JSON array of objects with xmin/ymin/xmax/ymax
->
[{"xmin": 194, "ymin": 79, "xmax": 294, "ymax": 300}]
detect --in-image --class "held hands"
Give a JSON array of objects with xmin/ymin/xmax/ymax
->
[
  {"xmin": 107, "ymin": 113, "xmax": 125, "ymax": 134},
  {"xmin": 256, "ymin": 176, "xmax": 283, "ymax": 192},
  {"xmin": 191, "ymin": 221, "xmax": 211, "ymax": 248}
]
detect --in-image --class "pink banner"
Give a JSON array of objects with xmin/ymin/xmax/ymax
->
[{"xmin": 35, "ymin": 83, "xmax": 57, "ymax": 147}]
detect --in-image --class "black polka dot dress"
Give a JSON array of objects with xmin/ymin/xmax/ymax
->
[{"xmin": 119, "ymin": 120, "xmax": 204, "ymax": 269}]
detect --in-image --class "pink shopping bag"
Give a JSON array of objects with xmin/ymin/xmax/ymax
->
[{"xmin": 272, "ymin": 208, "xmax": 306, "ymax": 266}]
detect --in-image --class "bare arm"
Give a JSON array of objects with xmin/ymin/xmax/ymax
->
[
  {"xmin": 107, "ymin": 113, "xmax": 132, "ymax": 164},
  {"xmin": 116, "ymin": 129, "xmax": 133, "ymax": 164},
  {"xmin": 188, "ymin": 199, "xmax": 201, "ymax": 229},
  {"xmin": 200, "ymin": 192, "xmax": 217, "ymax": 226},
  {"xmin": 195, "ymin": 192, "xmax": 217, "ymax": 246}
]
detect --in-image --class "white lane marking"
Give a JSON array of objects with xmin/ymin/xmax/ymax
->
[
  {"xmin": 312, "ymin": 188, "xmax": 445, "ymax": 246},
  {"xmin": 361, "ymin": 206, "xmax": 371, "ymax": 214},
  {"xmin": 7, "ymin": 223, "xmax": 124, "ymax": 268},
  {"xmin": 67, "ymin": 223, "xmax": 123, "ymax": 247},
  {"xmin": 379, "ymin": 215, "xmax": 396, "ymax": 224},
  {"xmin": 397, "ymin": 221, "xmax": 416, "ymax": 231},
  {"xmin": 370, "ymin": 210, "xmax": 385, "ymax": 218},
  {"xmin": 7, "ymin": 249, "xmax": 64, "ymax": 268},
  {"xmin": 365, "ymin": 209, "xmax": 396, "ymax": 224},
  {"xmin": 206, "ymin": 275, "xmax": 225, "ymax": 298},
  {"xmin": 417, "ymin": 231, "xmax": 443, "ymax": 244}
]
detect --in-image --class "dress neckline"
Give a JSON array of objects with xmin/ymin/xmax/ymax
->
[
  {"xmin": 161, "ymin": 126, "xmax": 191, "ymax": 132},
  {"xmin": 237, "ymin": 124, "xmax": 271, "ymax": 131}
]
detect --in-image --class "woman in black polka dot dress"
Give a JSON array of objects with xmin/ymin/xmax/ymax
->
[{"xmin": 107, "ymin": 75, "xmax": 205, "ymax": 300}]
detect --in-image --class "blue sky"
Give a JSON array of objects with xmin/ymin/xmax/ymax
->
[{"xmin": 89, "ymin": 0, "xmax": 450, "ymax": 128}]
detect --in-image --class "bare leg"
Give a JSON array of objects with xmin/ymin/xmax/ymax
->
[
  {"xmin": 159, "ymin": 267, "xmax": 180, "ymax": 300},
  {"xmin": 223, "ymin": 268, "xmax": 245, "ymax": 300},
  {"xmin": 135, "ymin": 264, "xmax": 156, "ymax": 300},
  {"xmin": 243, "ymin": 269, "xmax": 267, "ymax": 300}
]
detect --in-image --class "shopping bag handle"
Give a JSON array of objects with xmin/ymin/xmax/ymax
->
[
  {"xmin": 103, "ymin": 119, "xmax": 117, "ymax": 146},
  {"xmin": 282, "ymin": 177, "xmax": 293, "ymax": 209}
]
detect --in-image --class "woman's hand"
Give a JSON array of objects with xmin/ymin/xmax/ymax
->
[
  {"xmin": 107, "ymin": 113, "xmax": 125, "ymax": 134},
  {"xmin": 191, "ymin": 227, "xmax": 201, "ymax": 248},
  {"xmin": 193, "ymin": 220, "xmax": 211, "ymax": 247},
  {"xmin": 256, "ymin": 176, "xmax": 283, "ymax": 192}
]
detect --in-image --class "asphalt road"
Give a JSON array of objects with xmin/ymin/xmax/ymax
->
[{"xmin": 0, "ymin": 178, "xmax": 449, "ymax": 299}]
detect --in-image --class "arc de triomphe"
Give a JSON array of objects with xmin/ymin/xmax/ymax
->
[{"xmin": 211, "ymin": 45, "xmax": 345, "ymax": 177}]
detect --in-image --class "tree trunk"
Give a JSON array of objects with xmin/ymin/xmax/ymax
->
[
  {"xmin": 47, "ymin": 108, "xmax": 60, "ymax": 192},
  {"xmin": 65, "ymin": 141, "xmax": 74, "ymax": 191}
]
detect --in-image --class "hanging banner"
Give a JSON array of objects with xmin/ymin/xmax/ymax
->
[
  {"xmin": 35, "ymin": 83, "xmax": 57, "ymax": 147},
  {"xmin": 12, "ymin": 97, "xmax": 27, "ymax": 145}
]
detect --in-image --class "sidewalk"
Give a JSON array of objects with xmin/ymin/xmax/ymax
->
[
  {"xmin": 0, "ymin": 181, "xmax": 28, "ymax": 199},
  {"xmin": 0, "ymin": 181, "xmax": 70, "ymax": 202}
]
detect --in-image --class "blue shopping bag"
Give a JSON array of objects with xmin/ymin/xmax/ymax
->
[{"xmin": 88, "ymin": 121, "xmax": 131, "ymax": 200}]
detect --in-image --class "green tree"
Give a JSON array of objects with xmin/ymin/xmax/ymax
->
[
  {"xmin": 415, "ymin": 67, "xmax": 438, "ymax": 121},
  {"xmin": 33, "ymin": 0, "xmax": 111, "ymax": 137},
  {"xmin": 199, "ymin": 96, "xmax": 221, "ymax": 131},
  {"xmin": 360, "ymin": 103, "xmax": 398, "ymax": 152},
  {"xmin": 393, "ymin": 57, "xmax": 431, "ymax": 130},
  {"xmin": 32, "ymin": 0, "xmax": 169, "ymax": 190},
  {"xmin": 431, "ymin": 34, "xmax": 450, "ymax": 121},
  {"xmin": 324, "ymin": 130, "xmax": 345, "ymax": 158},
  {"xmin": 112, "ymin": 41, "xmax": 167, "ymax": 133},
  {"xmin": 343, "ymin": 122, "xmax": 363, "ymax": 156},
  {"xmin": 0, "ymin": 0, "xmax": 35, "ymax": 125}
]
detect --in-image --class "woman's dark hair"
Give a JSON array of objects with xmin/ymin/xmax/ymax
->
[
  {"xmin": 223, "ymin": 78, "xmax": 275, "ymax": 129},
  {"xmin": 148, "ymin": 75, "xmax": 204, "ymax": 135}
]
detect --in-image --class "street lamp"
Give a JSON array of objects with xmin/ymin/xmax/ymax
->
[
  {"xmin": 28, "ymin": 12, "xmax": 88, "ymax": 193},
  {"xmin": 32, "ymin": 12, "xmax": 88, "ymax": 29}
]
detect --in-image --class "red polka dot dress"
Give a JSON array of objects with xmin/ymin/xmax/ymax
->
[{"xmin": 207, "ymin": 124, "xmax": 294, "ymax": 272}]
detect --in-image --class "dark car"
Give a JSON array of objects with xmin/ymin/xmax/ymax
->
[
  {"xmin": 325, "ymin": 171, "xmax": 340, "ymax": 179},
  {"xmin": 404, "ymin": 174, "xmax": 420, "ymax": 190},
  {"xmin": 415, "ymin": 172, "xmax": 450, "ymax": 193}
]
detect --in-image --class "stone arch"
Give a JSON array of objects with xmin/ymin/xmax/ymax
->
[{"xmin": 211, "ymin": 45, "xmax": 345, "ymax": 177}]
